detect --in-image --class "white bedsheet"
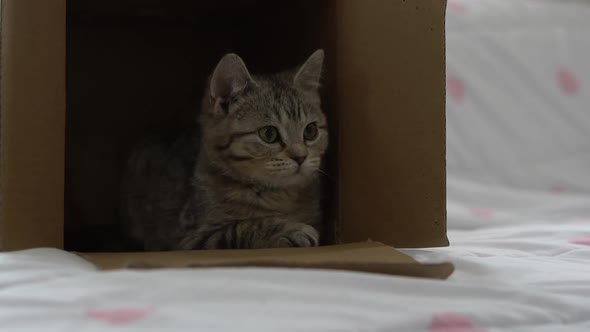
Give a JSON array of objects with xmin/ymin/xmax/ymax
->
[
  {"xmin": 446, "ymin": 0, "xmax": 590, "ymax": 191},
  {"xmin": 1, "ymin": 194, "xmax": 590, "ymax": 331}
]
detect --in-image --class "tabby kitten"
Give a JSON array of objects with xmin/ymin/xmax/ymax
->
[{"xmin": 122, "ymin": 50, "xmax": 328, "ymax": 250}]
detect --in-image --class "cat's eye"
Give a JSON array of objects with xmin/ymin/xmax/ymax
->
[
  {"xmin": 303, "ymin": 122, "xmax": 319, "ymax": 141},
  {"xmin": 258, "ymin": 126, "xmax": 280, "ymax": 144}
]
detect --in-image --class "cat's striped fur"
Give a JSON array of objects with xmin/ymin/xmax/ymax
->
[{"xmin": 122, "ymin": 50, "xmax": 328, "ymax": 250}]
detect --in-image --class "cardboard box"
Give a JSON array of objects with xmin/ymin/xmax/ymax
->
[{"xmin": 0, "ymin": 0, "xmax": 449, "ymax": 278}]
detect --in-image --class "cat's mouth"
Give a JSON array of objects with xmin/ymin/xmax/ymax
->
[
  {"xmin": 280, "ymin": 165, "xmax": 315, "ymax": 180},
  {"xmin": 273, "ymin": 168, "xmax": 299, "ymax": 177},
  {"xmin": 264, "ymin": 159, "xmax": 317, "ymax": 183}
]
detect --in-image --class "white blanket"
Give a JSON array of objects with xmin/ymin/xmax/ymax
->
[{"xmin": 1, "ymin": 205, "xmax": 590, "ymax": 331}]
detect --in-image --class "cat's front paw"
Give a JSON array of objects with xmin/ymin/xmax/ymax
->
[{"xmin": 271, "ymin": 224, "xmax": 319, "ymax": 248}]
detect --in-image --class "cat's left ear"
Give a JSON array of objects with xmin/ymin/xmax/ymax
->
[
  {"xmin": 210, "ymin": 53, "xmax": 255, "ymax": 113},
  {"xmin": 293, "ymin": 49, "xmax": 324, "ymax": 93}
]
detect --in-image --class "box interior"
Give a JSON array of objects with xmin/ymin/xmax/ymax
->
[{"xmin": 64, "ymin": 0, "xmax": 338, "ymax": 251}]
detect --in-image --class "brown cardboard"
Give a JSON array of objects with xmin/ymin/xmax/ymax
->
[
  {"xmin": 336, "ymin": 0, "xmax": 447, "ymax": 247},
  {"xmin": 0, "ymin": 0, "xmax": 65, "ymax": 249},
  {"xmin": 81, "ymin": 242, "xmax": 454, "ymax": 280},
  {"xmin": 0, "ymin": 0, "xmax": 449, "ymax": 279}
]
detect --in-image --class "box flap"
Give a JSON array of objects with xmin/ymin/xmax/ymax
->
[{"xmin": 80, "ymin": 242, "xmax": 454, "ymax": 280}]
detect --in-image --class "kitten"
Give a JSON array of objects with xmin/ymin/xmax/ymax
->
[{"xmin": 122, "ymin": 50, "xmax": 329, "ymax": 251}]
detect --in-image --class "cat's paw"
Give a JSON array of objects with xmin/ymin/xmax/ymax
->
[{"xmin": 271, "ymin": 224, "xmax": 319, "ymax": 248}]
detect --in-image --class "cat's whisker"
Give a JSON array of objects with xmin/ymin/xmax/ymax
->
[{"xmin": 315, "ymin": 168, "xmax": 335, "ymax": 181}]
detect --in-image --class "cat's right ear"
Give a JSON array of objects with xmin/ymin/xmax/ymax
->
[{"xmin": 210, "ymin": 54, "xmax": 255, "ymax": 114}]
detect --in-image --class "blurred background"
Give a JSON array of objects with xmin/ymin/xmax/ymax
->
[{"xmin": 445, "ymin": 0, "xmax": 590, "ymax": 230}]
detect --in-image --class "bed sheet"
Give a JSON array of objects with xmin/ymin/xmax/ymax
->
[
  {"xmin": 1, "ymin": 186, "xmax": 589, "ymax": 332},
  {"xmin": 446, "ymin": 0, "xmax": 590, "ymax": 191}
]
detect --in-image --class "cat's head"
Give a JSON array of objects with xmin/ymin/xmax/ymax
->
[{"xmin": 200, "ymin": 50, "xmax": 328, "ymax": 188}]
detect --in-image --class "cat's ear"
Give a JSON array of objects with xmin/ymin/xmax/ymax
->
[
  {"xmin": 293, "ymin": 49, "xmax": 324, "ymax": 92},
  {"xmin": 210, "ymin": 53, "xmax": 255, "ymax": 112}
]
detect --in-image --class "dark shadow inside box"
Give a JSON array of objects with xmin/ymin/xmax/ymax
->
[{"xmin": 64, "ymin": 0, "xmax": 338, "ymax": 251}]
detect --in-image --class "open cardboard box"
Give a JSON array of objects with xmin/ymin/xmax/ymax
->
[{"xmin": 0, "ymin": 0, "xmax": 450, "ymax": 279}]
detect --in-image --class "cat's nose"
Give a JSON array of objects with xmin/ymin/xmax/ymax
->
[
  {"xmin": 287, "ymin": 144, "xmax": 308, "ymax": 166},
  {"xmin": 292, "ymin": 156, "xmax": 307, "ymax": 165}
]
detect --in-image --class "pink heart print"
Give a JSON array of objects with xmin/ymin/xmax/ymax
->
[
  {"xmin": 470, "ymin": 208, "xmax": 493, "ymax": 219},
  {"xmin": 86, "ymin": 307, "xmax": 153, "ymax": 325},
  {"xmin": 556, "ymin": 68, "xmax": 579, "ymax": 95},
  {"xmin": 447, "ymin": 76, "xmax": 465, "ymax": 103},
  {"xmin": 570, "ymin": 237, "xmax": 590, "ymax": 246},
  {"xmin": 447, "ymin": 1, "xmax": 466, "ymax": 14},
  {"xmin": 549, "ymin": 185, "xmax": 565, "ymax": 193},
  {"xmin": 430, "ymin": 312, "xmax": 486, "ymax": 332}
]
